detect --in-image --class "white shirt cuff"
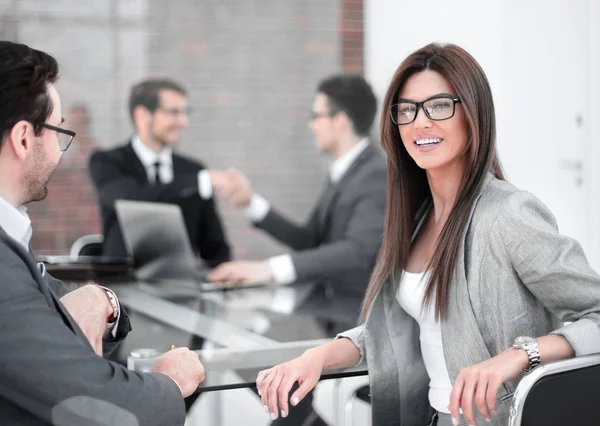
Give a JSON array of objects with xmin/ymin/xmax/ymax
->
[
  {"xmin": 98, "ymin": 286, "xmax": 121, "ymax": 339},
  {"xmin": 198, "ymin": 170, "xmax": 213, "ymax": 200},
  {"xmin": 244, "ymin": 194, "xmax": 270, "ymax": 222},
  {"xmin": 268, "ymin": 254, "xmax": 297, "ymax": 285}
]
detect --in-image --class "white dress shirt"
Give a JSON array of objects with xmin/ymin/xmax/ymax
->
[
  {"xmin": 396, "ymin": 270, "xmax": 453, "ymax": 414},
  {"xmin": 131, "ymin": 135, "xmax": 212, "ymax": 199},
  {"xmin": 246, "ymin": 138, "xmax": 371, "ymax": 285},
  {"xmin": 0, "ymin": 194, "xmax": 120, "ymax": 337}
]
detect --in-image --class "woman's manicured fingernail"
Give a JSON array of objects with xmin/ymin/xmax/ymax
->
[
  {"xmin": 292, "ymin": 396, "xmax": 300, "ymax": 406},
  {"xmin": 257, "ymin": 389, "xmax": 261, "ymax": 396},
  {"xmin": 281, "ymin": 410, "xmax": 287, "ymax": 418},
  {"xmin": 270, "ymin": 412, "xmax": 277, "ymax": 420},
  {"xmin": 263, "ymin": 405, "xmax": 268, "ymax": 413},
  {"xmin": 452, "ymin": 418, "xmax": 459, "ymax": 426},
  {"xmin": 485, "ymin": 417, "xmax": 492, "ymax": 423}
]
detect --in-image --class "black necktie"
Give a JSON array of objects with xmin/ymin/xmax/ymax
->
[{"xmin": 152, "ymin": 161, "xmax": 161, "ymax": 184}]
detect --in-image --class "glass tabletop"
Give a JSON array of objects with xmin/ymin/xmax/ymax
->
[{"xmin": 106, "ymin": 280, "xmax": 367, "ymax": 392}]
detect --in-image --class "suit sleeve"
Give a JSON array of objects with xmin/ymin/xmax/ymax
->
[
  {"xmin": 88, "ymin": 150, "xmax": 199, "ymax": 210},
  {"xmin": 254, "ymin": 207, "xmax": 320, "ymax": 251},
  {"xmin": 336, "ymin": 325, "xmax": 367, "ymax": 367},
  {"xmin": 495, "ymin": 190, "xmax": 600, "ymax": 356},
  {"xmin": 0, "ymin": 245, "xmax": 185, "ymax": 426},
  {"xmin": 42, "ymin": 271, "xmax": 132, "ymax": 357}
]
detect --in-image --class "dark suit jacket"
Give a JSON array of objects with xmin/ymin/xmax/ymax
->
[
  {"xmin": 89, "ymin": 141, "xmax": 230, "ymax": 267},
  {"xmin": 255, "ymin": 143, "xmax": 387, "ymax": 325},
  {"xmin": 0, "ymin": 227, "xmax": 185, "ymax": 425}
]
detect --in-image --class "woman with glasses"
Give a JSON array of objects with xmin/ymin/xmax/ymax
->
[{"xmin": 255, "ymin": 42, "xmax": 600, "ymax": 426}]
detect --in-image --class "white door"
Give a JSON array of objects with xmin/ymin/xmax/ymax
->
[{"xmin": 498, "ymin": 0, "xmax": 592, "ymax": 258}]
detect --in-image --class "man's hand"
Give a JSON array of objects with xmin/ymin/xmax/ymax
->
[
  {"xmin": 210, "ymin": 168, "xmax": 254, "ymax": 208},
  {"xmin": 60, "ymin": 284, "xmax": 112, "ymax": 356},
  {"xmin": 152, "ymin": 347, "xmax": 206, "ymax": 397},
  {"xmin": 208, "ymin": 260, "xmax": 273, "ymax": 286}
]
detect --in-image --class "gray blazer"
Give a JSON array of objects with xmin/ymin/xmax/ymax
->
[
  {"xmin": 339, "ymin": 175, "xmax": 600, "ymax": 425},
  {"xmin": 0, "ymin": 228, "xmax": 185, "ymax": 426},
  {"xmin": 255, "ymin": 143, "xmax": 387, "ymax": 325}
]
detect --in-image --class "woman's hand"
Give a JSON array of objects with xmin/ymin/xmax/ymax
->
[
  {"xmin": 256, "ymin": 349, "xmax": 326, "ymax": 421},
  {"xmin": 448, "ymin": 348, "xmax": 528, "ymax": 425}
]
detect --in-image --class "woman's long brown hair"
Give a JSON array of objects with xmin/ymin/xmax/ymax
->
[{"xmin": 360, "ymin": 43, "xmax": 505, "ymax": 321}]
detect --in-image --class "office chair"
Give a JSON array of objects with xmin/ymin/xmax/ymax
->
[
  {"xmin": 508, "ymin": 353, "xmax": 600, "ymax": 425},
  {"xmin": 69, "ymin": 234, "xmax": 104, "ymax": 259},
  {"xmin": 332, "ymin": 378, "xmax": 370, "ymax": 426}
]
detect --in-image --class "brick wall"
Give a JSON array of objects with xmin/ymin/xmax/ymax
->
[{"xmin": 3, "ymin": 0, "xmax": 364, "ymax": 260}]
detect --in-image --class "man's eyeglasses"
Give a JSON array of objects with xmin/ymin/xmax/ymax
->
[
  {"xmin": 156, "ymin": 106, "xmax": 193, "ymax": 117},
  {"xmin": 40, "ymin": 123, "xmax": 76, "ymax": 152},
  {"xmin": 390, "ymin": 94, "xmax": 461, "ymax": 125},
  {"xmin": 309, "ymin": 110, "xmax": 339, "ymax": 122}
]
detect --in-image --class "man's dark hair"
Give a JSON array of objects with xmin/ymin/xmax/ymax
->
[
  {"xmin": 317, "ymin": 74, "xmax": 378, "ymax": 137},
  {"xmin": 128, "ymin": 78, "xmax": 187, "ymax": 122},
  {"xmin": 0, "ymin": 41, "xmax": 59, "ymax": 145}
]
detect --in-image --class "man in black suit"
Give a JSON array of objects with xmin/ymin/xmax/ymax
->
[
  {"xmin": 209, "ymin": 74, "xmax": 386, "ymax": 425},
  {"xmin": 0, "ymin": 41, "xmax": 205, "ymax": 426},
  {"xmin": 89, "ymin": 79, "xmax": 230, "ymax": 267}
]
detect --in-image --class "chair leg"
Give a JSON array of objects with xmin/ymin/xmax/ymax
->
[
  {"xmin": 343, "ymin": 390, "xmax": 359, "ymax": 426},
  {"xmin": 331, "ymin": 378, "xmax": 343, "ymax": 425}
]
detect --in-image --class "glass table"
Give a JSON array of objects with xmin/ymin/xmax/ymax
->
[{"xmin": 105, "ymin": 281, "xmax": 368, "ymax": 425}]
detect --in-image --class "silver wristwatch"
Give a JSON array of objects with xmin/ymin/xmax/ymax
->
[{"xmin": 513, "ymin": 336, "xmax": 541, "ymax": 372}]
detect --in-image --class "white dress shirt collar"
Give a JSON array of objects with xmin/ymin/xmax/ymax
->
[
  {"xmin": 329, "ymin": 138, "xmax": 369, "ymax": 184},
  {"xmin": 0, "ymin": 194, "xmax": 32, "ymax": 250},
  {"xmin": 131, "ymin": 135, "xmax": 173, "ymax": 169}
]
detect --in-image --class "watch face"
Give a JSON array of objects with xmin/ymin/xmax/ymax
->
[{"xmin": 515, "ymin": 336, "xmax": 535, "ymax": 346}]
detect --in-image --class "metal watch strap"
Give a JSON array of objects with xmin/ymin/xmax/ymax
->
[
  {"xmin": 103, "ymin": 289, "xmax": 119, "ymax": 323},
  {"xmin": 523, "ymin": 342, "xmax": 541, "ymax": 372}
]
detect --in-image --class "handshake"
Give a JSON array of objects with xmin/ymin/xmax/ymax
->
[{"xmin": 208, "ymin": 168, "xmax": 254, "ymax": 209}]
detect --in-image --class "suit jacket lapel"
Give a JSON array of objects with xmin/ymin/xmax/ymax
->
[
  {"xmin": 124, "ymin": 141, "xmax": 150, "ymax": 185},
  {"xmin": 25, "ymin": 248, "xmax": 96, "ymax": 350},
  {"xmin": 172, "ymin": 154, "xmax": 186, "ymax": 176},
  {"xmin": 317, "ymin": 144, "xmax": 377, "ymax": 234},
  {"xmin": 25, "ymin": 247, "xmax": 80, "ymax": 336}
]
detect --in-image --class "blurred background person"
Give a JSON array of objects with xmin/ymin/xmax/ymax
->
[
  {"xmin": 208, "ymin": 74, "xmax": 386, "ymax": 426},
  {"xmin": 89, "ymin": 79, "xmax": 231, "ymax": 267}
]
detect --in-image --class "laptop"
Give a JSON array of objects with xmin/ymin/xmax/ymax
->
[{"xmin": 114, "ymin": 200, "xmax": 215, "ymax": 294}]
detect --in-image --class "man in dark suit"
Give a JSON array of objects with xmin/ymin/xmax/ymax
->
[
  {"xmin": 209, "ymin": 74, "xmax": 386, "ymax": 425},
  {"xmin": 0, "ymin": 41, "xmax": 205, "ymax": 426},
  {"xmin": 89, "ymin": 78, "xmax": 230, "ymax": 267}
]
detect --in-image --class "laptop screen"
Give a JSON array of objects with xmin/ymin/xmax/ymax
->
[{"xmin": 114, "ymin": 200, "xmax": 201, "ymax": 281}]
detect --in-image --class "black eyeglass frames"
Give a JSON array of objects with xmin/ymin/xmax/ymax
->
[
  {"xmin": 390, "ymin": 95, "xmax": 461, "ymax": 125},
  {"xmin": 40, "ymin": 123, "xmax": 76, "ymax": 152}
]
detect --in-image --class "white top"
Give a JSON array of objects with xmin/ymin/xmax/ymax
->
[
  {"xmin": 131, "ymin": 135, "xmax": 212, "ymax": 199},
  {"xmin": 244, "ymin": 138, "xmax": 371, "ymax": 285},
  {"xmin": 396, "ymin": 270, "xmax": 453, "ymax": 414}
]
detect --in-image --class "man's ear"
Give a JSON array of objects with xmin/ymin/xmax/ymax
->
[
  {"xmin": 7, "ymin": 121, "xmax": 34, "ymax": 160},
  {"xmin": 333, "ymin": 111, "xmax": 352, "ymax": 133},
  {"xmin": 133, "ymin": 106, "xmax": 152, "ymax": 128}
]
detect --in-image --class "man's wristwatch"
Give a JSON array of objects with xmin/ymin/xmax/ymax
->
[
  {"xmin": 102, "ymin": 288, "xmax": 119, "ymax": 324},
  {"xmin": 513, "ymin": 336, "xmax": 541, "ymax": 372}
]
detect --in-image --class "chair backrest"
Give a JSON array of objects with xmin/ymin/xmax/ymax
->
[
  {"xmin": 508, "ymin": 353, "xmax": 600, "ymax": 426},
  {"xmin": 69, "ymin": 234, "xmax": 104, "ymax": 259}
]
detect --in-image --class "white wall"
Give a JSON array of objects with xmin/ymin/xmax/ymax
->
[{"xmin": 365, "ymin": 0, "xmax": 600, "ymax": 269}]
